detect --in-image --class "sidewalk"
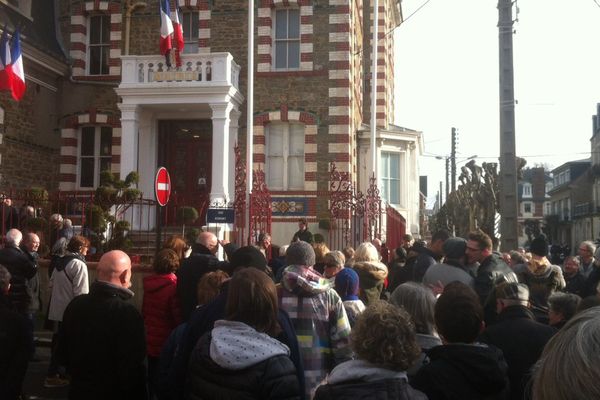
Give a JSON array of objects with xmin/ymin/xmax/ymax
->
[{"xmin": 21, "ymin": 331, "xmax": 68, "ymax": 400}]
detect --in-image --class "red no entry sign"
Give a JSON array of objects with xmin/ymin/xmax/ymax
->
[{"xmin": 155, "ymin": 167, "xmax": 171, "ymax": 206}]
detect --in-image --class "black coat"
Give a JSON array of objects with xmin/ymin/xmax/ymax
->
[
  {"xmin": 412, "ymin": 248, "xmax": 438, "ymax": 283},
  {"xmin": 582, "ymin": 266, "xmax": 600, "ymax": 298},
  {"xmin": 411, "ymin": 343, "xmax": 510, "ymax": 400},
  {"xmin": 314, "ymin": 378, "xmax": 427, "ymax": 400},
  {"xmin": 0, "ymin": 293, "xmax": 30, "ymax": 400},
  {"xmin": 57, "ymin": 281, "xmax": 147, "ymax": 400},
  {"xmin": 474, "ymin": 254, "xmax": 518, "ymax": 324},
  {"xmin": 0, "ymin": 246, "xmax": 37, "ymax": 313},
  {"xmin": 564, "ymin": 271, "xmax": 586, "ymax": 297},
  {"xmin": 479, "ymin": 305, "xmax": 556, "ymax": 400},
  {"xmin": 186, "ymin": 332, "xmax": 300, "ymax": 400}
]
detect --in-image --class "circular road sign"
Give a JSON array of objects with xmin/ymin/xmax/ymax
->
[{"xmin": 155, "ymin": 167, "xmax": 171, "ymax": 207}]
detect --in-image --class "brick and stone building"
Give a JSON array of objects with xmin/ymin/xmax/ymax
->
[
  {"xmin": 0, "ymin": 0, "xmax": 423, "ymax": 246},
  {"xmin": 516, "ymin": 167, "xmax": 551, "ymax": 247}
]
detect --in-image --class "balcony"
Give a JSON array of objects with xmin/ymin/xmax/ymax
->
[{"xmin": 120, "ymin": 52, "xmax": 240, "ymax": 89}]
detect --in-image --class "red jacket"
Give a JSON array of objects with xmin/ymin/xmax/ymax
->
[{"xmin": 142, "ymin": 273, "xmax": 181, "ymax": 357}]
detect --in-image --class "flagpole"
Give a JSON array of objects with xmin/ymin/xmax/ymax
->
[
  {"xmin": 245, "ymin": 0, "xmax": 254, "ymax": 245},
  {"xmin": 370, "ymin": 0, "xmax": 379, "ymax": 178}
]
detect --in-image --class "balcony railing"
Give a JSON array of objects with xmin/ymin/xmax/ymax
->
[{"xmin": 120, "ymin": 52, "xmax": 240, "ymax": 89}]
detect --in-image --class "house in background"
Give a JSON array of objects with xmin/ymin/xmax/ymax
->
[{"xmin": 517, "ymin": 167, "xmax": 551, "ymax": 247}]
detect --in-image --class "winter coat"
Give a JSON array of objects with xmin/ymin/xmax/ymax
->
[
  {"xmin": 292, "ymin": 229, "xmax": 313, "ymax": 244},
  {"xmin": 342, "ymin": 299, "xmax": 365, "ymax": 327},
  {"xmin": 314, "ymin": 359, "xmax": 427, "ymax": 400},
  {"xmin": 0, "ymin": 245, "xmax": 37, "ymax": 313},
  {"xmin": 474, "ymin": 254, "xmax": 518, "ymax": 325},
  {"xmin": 142, "ymin": 272, "xmax": 181, "ymax": 357},
  {"xmin": 582, "ymin": 265, "xmax": 600, "ymax": 298},
  {"xmin": 186, "ymin": 320, "xmax": 300, "ymax": 400},
  {"xmin": 57, "ymin": 280, "xmax": 147, "ymax": 400},
  {"xmin": 48, "ymin": 253, "xmax": 89, "ymax": 322},
  {"xmin": 517, "ymin": 258, "xmax": 565, "ymax": 313},
  {"xmin": 564, "ymin": 270, "xmax": 586, "ymax": 297},
  {"xmin": 351, "ymin": 260, "xmax": 388, "ymax": 305},
  {"xmin": 21, "ymin": 249, "xmax": 40, "ymax": 312},
  {"xmin": 423, "ymin": 260, "xmax": 474, "ymax": 288},
  {"xmin": 0, "ymin": 293, "xmax": 30, "ymax": 400},
  {"xmin": 412, "ymin": 248, "xmax": 439, "ymax": 283},
  {"xmin": 279, "ymin": 265, "xmax": 352, "ymax": 399},
  {"xmin": 408, "ymin": 333, "xmax": 443, "ymax": 379},
  {"xmin": 411, "ymin": 343, "xmax": 510, "ymax": 400},
  {"xmin": 479, "ymin": 305, "xmax": 556, "ymax": 400}
]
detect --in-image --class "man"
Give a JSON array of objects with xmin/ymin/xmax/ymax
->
[
  {"xmin": 479, "ymin": 283, "xmax": 556, "ymax": 400},
  {"xmin": 57, "ymin": 250, "xmax": 147, "ymax": 400},
  {"xmin": 291, "ymin": 218, "xmax": 313, "ymax": 244},
  {"xmin": 1, "ymin": 197, "xmax": 19, "ymax": 232},
  {"xmin": 577, "ymin": 240, "xmax": 596, "ymax": 279},
  {"xmin": 256, "ymin": 232, "xmax": 271, "ymax": 260},
  {"xmin": 177, "ymin": 231, "xmax": 230, "ymax": 320},
  {"xmin": 423, "ymin": 237, "xmax": 474, "ymax": 288},
  {"xmin": 563, "ymin": 256, "xmax": 586, "ymax": 296},
  {"xmin": 466, "ymin": 230, "xmax": 518, "ymax": 325},
  {"xmin": 0, "ymin": 229, "xmax": 37, "ymax": 314},
  {"xmin": 547, "ymin": 292, "xmax": 581, "ymax": 330},
  {"xmin": 278, "ymin": 241, "xmax": 352, "ymax": 398},
  {"xmin": 20, "ymin": 232, "xmax": 40, "ymax": 360},
  {"xmin": 0, "ymin": 265, "xmax": 30, "ymax": 400},
  {"xmin": 412, "ymin": 229, "xmax": 450, "ymax": 282}
]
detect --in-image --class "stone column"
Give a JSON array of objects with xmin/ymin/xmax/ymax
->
[
  {"xmin": 228, "ymin": 108, "xmax": 241, "ymax": 204},
  {"xmin": 210, "ymin": 102, "xmax": 233, "ymax": 205},
  {"xmin": 117, "ymin": 103, "xmax": 139, "ymax": 179}
]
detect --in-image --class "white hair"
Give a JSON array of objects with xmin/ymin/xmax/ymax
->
[
  {"xmin": 5, "ymin": 229, "xmax": 22, "ymax": 247},
  {"xmin": 279, "ymin": 244, "xmax": 289, "ymax": 257}
]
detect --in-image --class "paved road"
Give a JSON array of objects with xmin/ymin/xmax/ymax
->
[{"xmin": 22, "ymin": 332, "xmax": 68, "ymax": 400}]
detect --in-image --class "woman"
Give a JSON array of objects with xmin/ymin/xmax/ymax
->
[
  {"xmin": 45, "ymin": 235, "xmax": 90, "ymax": 388},
  {"xmin": 162, "ymin": 235, "xmax": 189, "ymax": 261},
  {"xmin": 390, "ymin": 282, "xmax": 441, "ymax": 378},
  {"xmin": 187, "ymin": 268, "xmax": 300, "ymax": 400},
  {"xmin": 142, "ymin": 249, "xmax": 182, "ymax": 396},
  {"xmin": 351, "ymin": 242, "xmax": 388, "ymax": 305},
  {"xmin": 314, "ymin": 301, "xmax": 426, "ymax": 400}
]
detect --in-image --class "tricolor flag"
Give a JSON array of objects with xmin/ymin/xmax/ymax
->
[
  {"xmin": 9, "ymin": 29, "xmax": 25, "ymax": 101},
  {"xmin": 159, "ymin": 0, "xmax": 174, "ymax": 66},
  {"xmin": 171, "ymin": 6, "xmax": 184, "ymax": 68},
  {"xmin": 0, "ymin": 26, "xmax": 12, "ymax": 91}
]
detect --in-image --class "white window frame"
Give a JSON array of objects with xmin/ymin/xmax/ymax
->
[
  {"xmin": 265, "ymin": 123, "xmax": 305, "ymax": 190},
  {"xmin": 380, "ymin": 151, "xmax": 402, "ymax": 206},
  {"xmin": 78, "ymin": 126, "xmax": 112, "ymax": 189},
  {"xmin": 523, "ymin": 202, "xmax": 532, "ymax": 214},
  {"xmin": 522, "ymin": 183, "xmax": 532, "ymax": 197},
  {"xmin": 182, "ymin": 10, "xmax": 199, "ymax": 54},
  {"xmin": 272, "ymin": 7, "xmax": 300, "ymax": 71},
  {"xmin": 87, "ymin": 14, "xmax": 111, "ymax": 76}
]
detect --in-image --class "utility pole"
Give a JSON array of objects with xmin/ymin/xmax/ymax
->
[
  {"xmin": 451, "ymin": 127, "xmax": 457, "ymax": 192},
  {"xmin": 498, "ymin": 0, "xmax": 518, "ymax": 251},
  {"xmin": 445, "ymin": 156, "xmax": 449, "ymax": 202}
]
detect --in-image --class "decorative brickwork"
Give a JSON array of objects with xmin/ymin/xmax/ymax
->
[{"xmin": 177, "ymin": 0, "xmax": 211, "ymax": 53}]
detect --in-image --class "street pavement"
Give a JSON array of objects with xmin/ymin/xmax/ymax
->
[{"xmin": 22, "ymin": 332, "xmax": 68, "ymax": 400}]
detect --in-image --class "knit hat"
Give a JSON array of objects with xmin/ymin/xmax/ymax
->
[
  {"xmin": 529, "ymin": 236, "xmax": 548, "ymax": 257},
  {"xmin": 334, "ymin": 268, "xmax": 360, "ymax": 301},
  {"xmin": 229, "ymin": 246, "xmax": 267, "ymax": 271},
  {"xmin": 496, "ymin": 282, "xmax": 529, "ymax": 302},
  {"xmin": 443, "ymin": 237, "xmax": 467, "ymax": 260},
  {"xmin": 286, "ymin": 241, "xmax": 316, "ymax": 266}
]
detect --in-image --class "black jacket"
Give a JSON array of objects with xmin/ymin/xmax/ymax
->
[
  {"xmin": 315, "ymin": 378, "xmax": 426, "ymax": 400},
  {"xmin": 186, "ymin": 331, "xmax": 300, "ymax": 400},
  {"xmin": 292, "ymin": 229, "xmax": 313, "ymax": 244},
  {"xmin": 479, "ymin": 306, "xmax": 556, "ymax": 400},
  {"xmin": 57, "ymin": 281, "xmax": 147, "ymax": 400},
  {"xmin": 0, "ymin": 293, "xmax": 30, "ymax": 400},
  {"xmin": 412, "ymin": 248, "xmax": 439, "ymax": 283},
  {"xmin": 411, "ymin": 343, "xmax": 510, "ymax": 400},
  {"xmin": 474, "ymin": 254, "xmax": 518, "ymax": 324},
  {"xmin": 582, "ymin": 266, "xmax": 600, "ymax": 298},
  {"xmin": 0, "ymin": 245, "xmax": 37, "ymax": 313},
  {"xmin": 564, "ymin": 271, "xmax": 586, "ymax": 297},
  {"xmin": 176, "ymin": 247, "xmax": 230, "ymax": 320}
]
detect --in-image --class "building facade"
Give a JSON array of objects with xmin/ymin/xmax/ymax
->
[{"xmin": 517, "ymin": 167, "xmax": 551, "ymax": 247}]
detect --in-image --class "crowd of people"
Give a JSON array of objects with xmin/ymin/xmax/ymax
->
[{"xmin": 1, "ymin": 214, "xmax": 600, "ymax": 400}]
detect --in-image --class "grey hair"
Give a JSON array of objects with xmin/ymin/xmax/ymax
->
[
  {"xmin": 5, "ymin": 229, "xmax": 22, "ymax": 247},
  {"xmin": 389, "ymin": 282, "xmax": 437, "ymax": 335},
  {"xmin": 52, "ymin": 237, "xmax": 68, "ymax": 256},
  {"xmin": 63, "ymin": 218, "xmax": 73, "ymax": 228},
  {"xmin": 579, "ymin": 240, "xmax": 596, "ymax": 254},
  {"xmin": 0, "ymin": 264, "xmax": 10, "ymax": 291},
  {"xmin": 279, "ymin": 244, "xmax": 289, "ymax": 257},
  {"xmin": 532, "ymin": 306, "xmax": 600, "ymax": 400},
  {"xmin": 548, "ymin": 292, "xmax": 581, "ymax": 322}
]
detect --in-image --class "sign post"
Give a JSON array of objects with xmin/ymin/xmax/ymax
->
[{"xmin": 154, "ymin": 167, "xmax": 172, "ymax": 254}]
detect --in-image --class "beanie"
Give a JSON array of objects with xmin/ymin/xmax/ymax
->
[
  {"xmin": 443, "ymin": 237, "xmax": 467, "ymax": 260},
  {"xmin": 229, "ymin": 246, "xmax": 267, "ymax": 271},
  {"xmin": 530, "ymin": 236, "xmax": 548, "ymax": 257},
  {"xmin": 286, "ymin": 241, "xmax": 316, "ymax": 266},
  {"xmin": 334, "ymin": 268, "xmax": 360, "ymax": 301}
]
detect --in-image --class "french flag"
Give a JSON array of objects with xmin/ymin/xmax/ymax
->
[
  {"xmin": 9, "ymin": 29, "xmax": 25, "ymax": 101},
  {"xmin": 0, "ymin": 27, "xmax": 12, "ymax": 92},
  {"xmin": 159, "ymin": 0, "xmax": 174, "ymax": 58},
  {"xmin": 172, "ymin": 6, "xmax": 184, "ymax": 67}
]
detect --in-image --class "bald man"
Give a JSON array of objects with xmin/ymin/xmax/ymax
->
[{"xmin": 57, "ymin": 251, "xmax": 147, "ymax": 400}]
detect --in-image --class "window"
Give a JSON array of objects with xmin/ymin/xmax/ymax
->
[
  {"xmin": 266, "ymin": 123, "xmax": 304, "ymax": 190},
  {"xmin": 182, "ymin": 11, "xmax": 199, "ymax": 54},
  {"xmin": 544, "ymin": 202, "xmax": 551, "ymax": 215},
  {"xmin": 522, "ymin": 183, "xmax": 532, "ymax": 197},
  {"xmin": 273, "ymin": 8, "xmax": 300, "ymax": 70},
  {"xmin": 380, "ymin": 152, "xmax": 401, "ymax": 205},
  {"xmin": 524, "ymin": 202, "xmax": 532, "ymax": 213},
  {"xmin": 79, "ymin": 126, "xmax": 112, "ymax": 188},
  {"xmin": 88, "ymin": 15, "xmax": 110, "ymax": 75}
]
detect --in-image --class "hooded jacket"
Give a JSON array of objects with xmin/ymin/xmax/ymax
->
[
  {"xmin": 351, "ymin": 260, "xmax": 388, "ymax": 305},
  {"xmin": 517, "ymin": 258, "xmax": 565, "ymax": 311},
  {"xmin": 142, "ymin": 272, "xmax": 181, "ymax": 357},
  {"xmin": 411, "ymin": 343, "xmax": 510, "ymax": 400},
  {"xmin": 279, "ymin": 265, "xmax": 352, "ymax": 399},
  {"xmin": 48, "ymin": 252, "xmax": 89, "ymax": 322},
  {"xmin": 186, "ymin": 320, "xmax": 300, "ymax": 400}
]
